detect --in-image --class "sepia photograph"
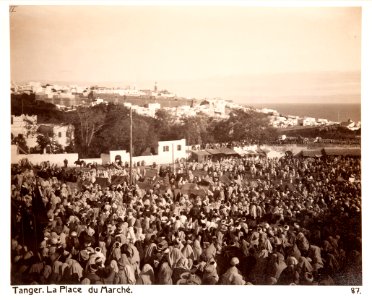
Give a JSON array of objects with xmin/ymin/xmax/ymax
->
[{"xmin": 3, "ymin": 0, "xmax": 371, "ymax": 298}]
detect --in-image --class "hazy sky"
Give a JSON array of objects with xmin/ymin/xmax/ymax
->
[{"xmin": 10, "ymin": 6, "xmax": 361, "ymax": 102}]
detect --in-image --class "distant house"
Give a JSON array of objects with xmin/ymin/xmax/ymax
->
[
  {"xmin": 38, "ymin": 124, "xmax": 75, "ymax": 149},
  {"xmin": 11, "ymin": 114, "xmax": 38, "ymax": 148},
  {"xmin": 340, "ymin": 119, "xmax": 354, "ymax": 127},
  {"xmin": 299, "ymin": 117, "xmax": 317, "ymax": 126},
  {"xmin": 11, "ymin": 115, "xmax": 37, "ymax": 137},
  {"xmin": 204, "ymin": 147, "xmax": 239, "ymax": 161},
  {"xmin": 190, "ymin": 150, "xmax": 211, "ymax": 163},
  {"xmin": 340, "ymin": 119, "xmax": 361, "ymax": 131},
  {"xmin": 158, "ymin": 139, "xmax": 187, "ymax": 163}
]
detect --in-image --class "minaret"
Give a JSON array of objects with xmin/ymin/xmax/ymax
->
[{"xmin": 154, "ymin": 82, "xmax": 158, "ymax": 93}]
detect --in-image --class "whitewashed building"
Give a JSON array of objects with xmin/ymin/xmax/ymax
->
[
  {"xmin": 38, "ymin": 124, "xmax": 75, "ymax": 149},
  {"xmin": 101, "ymin": 139, "xmax": 187, "ymax": 166}
]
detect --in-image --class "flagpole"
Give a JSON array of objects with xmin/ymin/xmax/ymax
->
[{"xmin": 129, "ymin": 106, "xmax": 133, "ymax": 186}]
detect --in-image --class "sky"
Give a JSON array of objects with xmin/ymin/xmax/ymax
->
[{"xmin": 10, "ymin": 5, "xmax": 361, "ymax": 103}]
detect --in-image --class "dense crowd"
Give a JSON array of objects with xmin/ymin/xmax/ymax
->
[{"xmin": 10, "ymin": 154, "xmax": 362, "ymax": 285}]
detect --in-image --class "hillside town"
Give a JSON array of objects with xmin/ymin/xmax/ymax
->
[{"xmin": 11, "ymin": 81, "xmax": 361, "ymax": 130}]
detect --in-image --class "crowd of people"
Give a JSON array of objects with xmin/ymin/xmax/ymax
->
[{"xmin": 10, "ymin": 153, "xmax": 362, "ymax": 285}]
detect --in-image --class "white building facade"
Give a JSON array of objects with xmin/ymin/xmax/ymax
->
[{"xmin": 100, "ymin": 139, "xmax": 187, "ymax": 166}]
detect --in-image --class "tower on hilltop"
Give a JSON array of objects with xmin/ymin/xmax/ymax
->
[{"xmin": 154, "ymin": 82, "xmax": 158, "ymax": 92}]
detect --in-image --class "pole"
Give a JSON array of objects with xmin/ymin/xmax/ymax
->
[
  {"xmin": 129, "ymin": 106, "xmax": 133, "ymax": 186},
  {"xmin": 172, "ymin": 143, "xmax": 175, "ymax": 175},
  {"xmin": 185, "ymin": 137, "xmax": 188, "ymax": 172}
]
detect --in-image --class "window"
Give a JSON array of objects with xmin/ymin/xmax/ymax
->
[
  {"xmin": 163, "ymin": 145, "xmax": 169, "ymax": 152},
  {"xmin": 58, "ymin": 132, "xmax": 62, "ymax": 138},
  {"xmin": 177, "ymin": 145, "xmax": 182, "ymax": 151}
]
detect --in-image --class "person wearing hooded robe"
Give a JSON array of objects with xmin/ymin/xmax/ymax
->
[
  {"xmin": 296, "ymin": 232, "xmax": 310, "ymax": 253},
  {"xmin": 114, "ymin": 253, "xmax": 136, "ymax": 284},
  {"xmin": 202, "ymin": 240, "xmax": 217, "ymax": 262},
  {"xmin": 250, "ymin": 203, "xmax": 257, "ymax": 220},
  {"xmin": 66, "ymin": 232, "xmax": 80, "ymax": 256},
  {"xmin": 202, "ymin": 258, "xmax": 219, "ymax": 285},
  {"xmin": 258, "ymin": 232, "xmax": 273, "ymax": 254},
  {"xmin": 181, "ymin": 240, "xmax": 195, "ymax": 261},
  {"xmin": 98, "ymin": 237, "xmax": 108, "ymax": 258},
  {"xmin": 252, "ymin": 247, "xmax": 269, "ymax": 284},
  {"xmin": 127, "ymin": 226, "xmax": 137, "ymax": 243},
  {"xmin": 177, "ymin": 230, "xmax": 186, "ymax": 243},
  {"xmin": 98, "ymin": 260, "xmax": 118, "ymax": 284},
  {"xmin": 307, "ymin": 244, "xmax": 324, "ymax": 272},
  {"xmin": 265, "ymin": 252, "xmax": 287, "ymax": 283},
  {"xmin": 85, "ymin": 262, "xmax": 102, "ymax": 284},
  {"xmin": 136, "ymin": 264, "xmax": 155, "ymax": 285},
  {"xmin": 157, "ymin": 253, "xmax": 173, "ymax": 285},
  {"xmin": 193, "ymin": 235, "xmax": 203, "ymax": 262},
  {"xmin": 219, "ymin": 257, "xmax": 245, "ymax": 285},
  {"xmin": 143, "ymin": 240, "xmax": 157, "ymax": 265},
  {"xmin": 241, "ymin": 237, "xmax": 250, "ymax": 257},
  {"xmin": 172, "ymin": 257, "xmax": 191, "ymax": 283},
  {"xmin": 109, "ymin": 239, "xmax": 122, "ymax": 262},
  {"xmin": 249, "ymin": 230, "xmax": 260, "ymax": 247},
  {"xmin": 296, "ymin": 256, "xmax": 314, "ymax": 278},
  {"xmin": 88, "ymin": 247, "xmax": 106, "ymax": 269},
  {"xmin": 216, "ymin": 228, "xmax": 225, "ymax": 253},
  {"xmin": 115, "ymin": 223, "xmax": 128, "ymax": 245},
  {"xmin": 60, "ymin": 256, "xmax": 83, "ymax": 284},
  {"xmin": 256, "ymin": 204, "xmax": 263, "ymax": 219},
  {"xmin": 277, "ymin": 256, "xmax": 300, "ymax": 285},
  {"xmin": 286, "ymin": 243, "xmax": 302, "ymax": 261},
  {"xmin": 49, "ymin": 255, "xmax": 63, "ymax": 284},
  {"xmin": 40, "ymin": 264, "xmax": 52, "ymax": 284},
  {"xmin": 168, "ymin": 246, "xmax": 185, "ymax": 269}
]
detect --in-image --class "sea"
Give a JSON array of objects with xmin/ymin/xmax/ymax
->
[{"xmin": 249, "ymin": 103, "xmax": 361, "ymax": 123}]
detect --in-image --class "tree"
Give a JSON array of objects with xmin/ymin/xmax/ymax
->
[
  {"xmin": 155, "ymin": 109, "xmax": 176, "ymax": 140},
  {"xmin": 50, "ymin": 140, "xmax": 64, "ymax": 154},
  {"xmin": 180, "ymin": 115, "xmax": 211, "ymax": 145},
  {"xmin": 64, "ymin": 142, "xmax": 75, "ymax": 153},
  {"xmin": 88, "ymin": 90, "xmax": 95, "ymax": 101},
  {"xmin": 211, "ymin": 109, "xmax": 278, "ymax": 144},
  {"xmin": 36, "ymin": 134, "xmax": 51, "ymax": 153},
  {"xmin": 89, "ymin": 104, "xmax": 159, "ymax": 157},
  {"xmin": 11, "ymin": 93, "xmax": 65, "ymax": 123},
  {"xmin": 74, "ymin": 105, "xmax": 106, "ymax": 156},
  {"xmin": 12, "ymin": 134, "xmax": 29, "ymax": 153}
]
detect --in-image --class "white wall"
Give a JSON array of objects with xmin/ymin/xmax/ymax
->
[
  {"xmin": 11, "ymin": 139, "xmax": 187, "ymax": 167},
  {"xmin": 101, "ymin": 153, "xmax": 111, "ymax": 165},
  {"xmin": 132, "ymin": 155, "xmax": 158, "ymax": 166},
  {"xmin": 11, "ymin": 146, "xmax": 78, "ymax": 167},
  {"xmin": 109, "ymin": 150, "xmax": 130, "ymax": 163}
]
